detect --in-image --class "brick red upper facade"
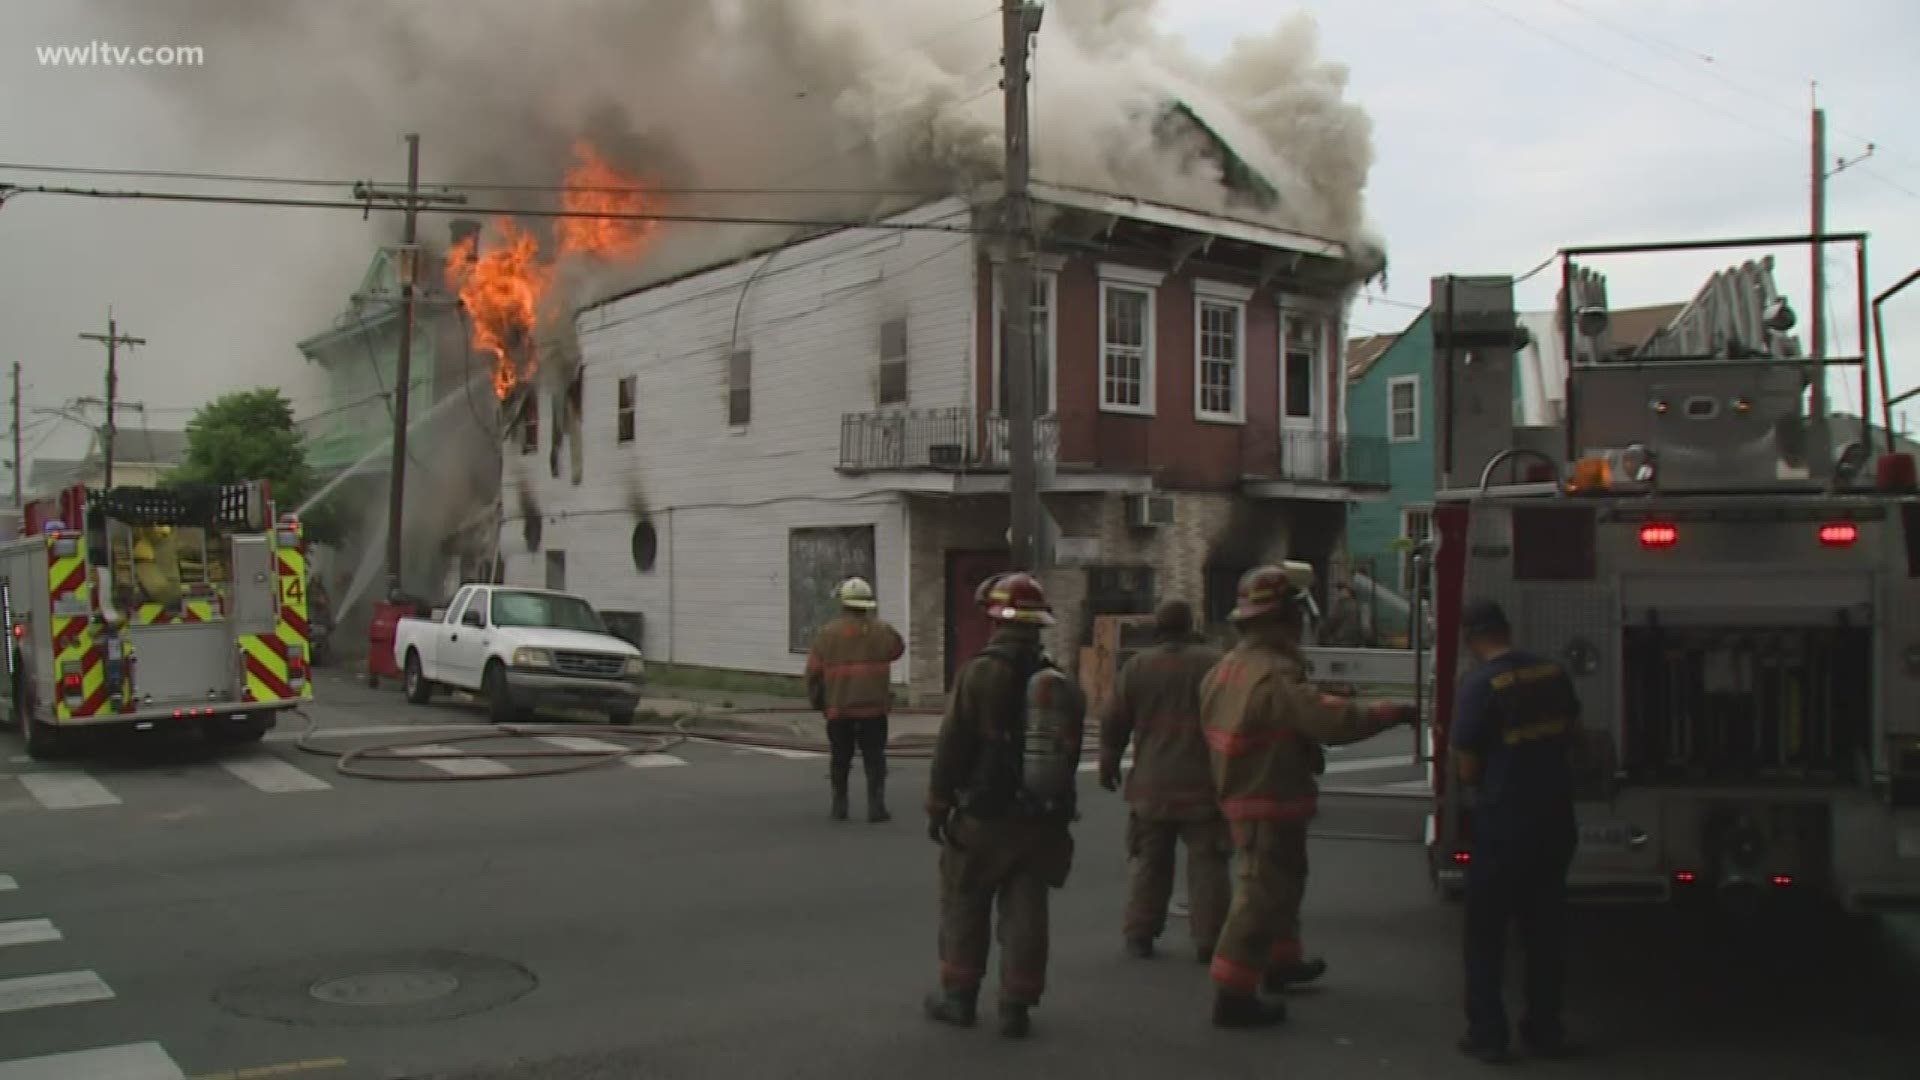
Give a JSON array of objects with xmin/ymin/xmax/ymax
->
[{"xmin": 974, "ymin": 253, "xmax": 1347, "ymax": 493}]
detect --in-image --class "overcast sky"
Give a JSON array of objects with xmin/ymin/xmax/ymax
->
[{"xmin": 2, "ymin": 0, "xmax": 1916, "ymax": 479}]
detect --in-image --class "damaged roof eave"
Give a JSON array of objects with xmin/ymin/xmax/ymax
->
[{"xmin": 1022, "ymin": 180, "xmax": 1348, "ymax": 263}]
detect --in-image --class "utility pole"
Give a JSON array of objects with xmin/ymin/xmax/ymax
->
[
  {"xmin": 10, "ymin": 362, "xmax": 20, "ymax": 508},
  {"xmin": 353, "ymin": 135, "xmax": 466, "ymax": 600},
  {"xmin": 78, "ymin": 313, "xmax": 145, "ymax": 489},
  {"xmin": 1808, "ymin": 92, "xmax": 1874, "ymax": 476},
  {"xmin": 1001, "ymin": 0, "xmax": 1044, "ymax": 571}
]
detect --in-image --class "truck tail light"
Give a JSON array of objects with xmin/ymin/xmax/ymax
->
[
  {"xmin": 1674, "ymin": 870, "xmax": 1699, "ymax": 885},
  {"xmin": 1639, "ymin": 523, "xmax": 1679, "ymax": 548},
  {"xmin": 1818, "ymin": 522, "xmax": 1858, "ymax": 547},
  {"xmin": 59, "ymin": 661, "xmax": 82, "ymax": 700},
  {"xmin": 288, "ymin": 650, "xmax": 308, "ymax": 688}
]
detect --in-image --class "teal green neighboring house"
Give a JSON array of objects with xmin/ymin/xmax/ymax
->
[
  {"xmin": 1343, "ymin": 312, "xmax": 1434, "ymax": 604},
  {"xmin": 296, "ymin": 243, "xmax": 452, "ymax": 477}
]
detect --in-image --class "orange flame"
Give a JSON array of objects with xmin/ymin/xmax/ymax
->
[
  {"xmin": 557, "ymin": 140, "xmax": 658, "ymax": 261},
  {"xmin": 446, "ymin": 218, "xmax": 552, "ymax": 401},
  {"xmin": 445, "ymin": 141, "xmax": 659, "ymax": 401}
]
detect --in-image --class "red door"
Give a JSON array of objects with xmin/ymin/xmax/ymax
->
[{"xmin": 946, "ymin": 550, "xmax": 1012, "ymax": 688}]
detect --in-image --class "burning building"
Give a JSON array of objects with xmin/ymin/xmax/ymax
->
[{"xmin": 494, "ymin": 120, "xmax": 1389, "ymax": 703}]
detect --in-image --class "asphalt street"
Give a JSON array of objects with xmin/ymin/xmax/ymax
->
[{"xmin": 0, "ymin": 671, "xmax": 1915, "ymax": 1078}]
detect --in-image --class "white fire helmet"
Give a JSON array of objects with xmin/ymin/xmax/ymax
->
[{"xmin": 836, "ymin": 577, "xmax": 878, "ymax": 611}]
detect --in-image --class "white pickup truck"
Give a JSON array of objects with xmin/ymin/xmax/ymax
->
[{"xmin": 393, "ymin": 583, "xmax": 646, "ymax": 724}]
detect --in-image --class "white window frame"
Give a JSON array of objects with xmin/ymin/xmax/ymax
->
[
  {"xmin": 1388, "ymin": 374, "xmax": 1420, "ymax": 443},
  {"xmin": 1193, "ymin": 279, "xmax": 1251, "ymax": 425},
  {"xmin": 990, "ymin": 268, "xmax": 1060, "ymax": 417},
  {"xmin": 1400, "ymin": 505, "xmax": 1434, "ymax": 593},
  {"xmin": 615, "ymin": 374, "xmax": 636, "ymax": 444},
  {"xmin": 1098, "ymin": 263, "xmax": 1163, "ymax": 416},
  {"xmin": 1279, "ymin": 303, "xmax": 1335, "ymax": 429}
]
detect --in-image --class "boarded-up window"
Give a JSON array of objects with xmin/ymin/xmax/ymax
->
[
  {"xmin": 617, "ymin": 375, "xmax": 636, "ymax": 443},
  {"xmin": 788, "ymin": 525, "xmax": 876, "ymax": 652},
  {"xmin": 879, "ymin": 318, "xmax": 908, "ymax": 405},
  {"xmin": 728, "ymin": 349, "xmax": 752, "ymax": 426}
]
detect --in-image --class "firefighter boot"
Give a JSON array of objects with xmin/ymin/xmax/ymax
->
[
  {"xmin": 1126, "ymin": 937, "xmax": 1155, "ymax": 959},
  {"xmin": 830, "ymin": 781, "xmax": 849, "ymax": 822},
  {"xmin": 1212, "ymin": 991, "xmax": 1289, "ymax": 1029},
  {"xmin": 998, "ymin": 1002, "xmax": 1032, "ymax": 1039},
  {"xmin": 1263, "ymin": 957, "xmax": 1328, "ymax": 992},
  {"xmin": 923, "ymin": 988, "xmax": 978, "ymax": 1028},
  {"xmin": 867, "ymin": 779, "xmax": 891, "ymax": 823}
]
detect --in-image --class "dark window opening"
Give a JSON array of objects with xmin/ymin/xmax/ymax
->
[
  {"xmin": 617, "ymin": 375, "xmax": 636, "ymax": 444},
  {"xmin": 517, "ymin": 394, "xmax": 538, "ymax": 454},
  {"xmin": 879, "ymin": 318, "xmax": 908, "ymax": 406},
  {"xmin": 631, "ymin": 519, "xmax": 658, "ymax": 573},
  {"xmin": 788, "ymin": 526, "xmax": 876, "ymax": 652},
  {"xmin": 728, "ymin": 349, "xmax": 752, "ymax": 427},
  {"xmin": 1084, "ymin": 565, "xmax": 1156, "ymax": 646}
]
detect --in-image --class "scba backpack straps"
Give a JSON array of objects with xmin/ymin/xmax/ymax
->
[{"xmin": 959, "ymin": 642, "xmax": 1042, "ymax": 820}]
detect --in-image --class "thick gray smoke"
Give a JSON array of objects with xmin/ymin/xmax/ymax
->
[
  {"xmin": 98, "ymin": 0, "xmax": 1378, "ymax": 272},
  {"xmin": 93, "ymin": 0, "xmax": 1378, "ymax": 604}
]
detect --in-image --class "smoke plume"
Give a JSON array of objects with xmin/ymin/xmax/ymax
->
[{"xmin": 97, "ymin": 0, "xmax": 1379, "ymax": 286}]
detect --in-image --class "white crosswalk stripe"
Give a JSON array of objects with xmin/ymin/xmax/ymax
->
[
  {"xmin": 536, "ymin": 735, "xmax": 688, "ymax": 769},
  {"xmin": 728, "ymin": 744, "xmax": 826, "ymax": 760},
  {"xmin": 217, "ymin": 755, "xmax": 332, "ymax": 793},
  {"xmin": 0, "ymin": 1042, "xmax": 185, "ymax": 1080},
  {"xmin": 389, "ymin": 744, "xmax": 514, "ymax": 777},
  {"xmin": 0, "ymin": 919, "xmax": 61, "ymax": 949},
  {"xmin": 0, "ymin": 970, "xmax": 114, "ymax": 1015},
  {"xmin": 17, "ymin": 773, "xmax": 119, "ymax": 811}
]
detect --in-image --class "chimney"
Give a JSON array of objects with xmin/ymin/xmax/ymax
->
[{"xmin": 449, "ymin": 218, "xmax": 482, "ymax": 264}]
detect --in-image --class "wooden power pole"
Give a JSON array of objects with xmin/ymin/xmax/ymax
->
[
  {"xmin": 1001, "ymin": 1, "xmax": 1044, "ymax": 571},
  {"xmin": 353, "ymin": 135, "xmax": 466, "ymax": 600},
  {"xmin": 78, "ymin": 314, "xmax": 145, "ymax": 490},
  {"xmin": 10, "ymin": 362, "xmax": 20, "ymax": 508}
]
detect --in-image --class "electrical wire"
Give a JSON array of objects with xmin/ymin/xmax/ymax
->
[
  {"xmin": 1462, "ymin": 0, "xmax": 1920, "ymax": 202},
  {"xmin": 0, "ymin": 183, "xmax": 996, "ymax": 234}
]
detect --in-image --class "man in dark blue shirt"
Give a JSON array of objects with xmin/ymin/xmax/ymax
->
[{"xmin": 1449, "ymin": 600, "xmax": 1581, "ymax": 1063}]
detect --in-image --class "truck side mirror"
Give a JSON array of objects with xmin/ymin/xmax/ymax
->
[{"xmin": 462, "ymin": 609, "xmax": 485, "ymax": 629}]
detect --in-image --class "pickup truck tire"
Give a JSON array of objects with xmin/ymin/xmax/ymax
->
[
  {"xmin": 403, "ymin": 651, "xmax": 435, "ymax": 705},
  {"xmin": 484, "ymin": 661, "xmax": 527, "ymax": 725}
]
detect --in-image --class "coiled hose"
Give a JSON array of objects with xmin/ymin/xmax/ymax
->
[{"xmin": 292, "ymin": 706, "xmax": 947, "ymax": 781}]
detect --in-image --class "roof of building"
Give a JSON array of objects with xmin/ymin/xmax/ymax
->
[
  {"xmin": 110, "ymin": 428, "xmax": 190, "ymax": 464},
  {"xmin": 1346, "ymin": 332, "xmax": 1403, "ymax": 380}
]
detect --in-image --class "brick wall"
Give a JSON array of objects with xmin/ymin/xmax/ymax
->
[{"xmin": 904, "ymin": 490, "xmax": 1304, "ymax": 703}]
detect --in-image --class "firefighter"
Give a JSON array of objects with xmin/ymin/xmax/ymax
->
[
  {"xmin": 1450, "ymin": 599, "xmax": 1581, "ymax": 1063},
  {"xmin": 1200, "ymin": 565, "xmax": 1417, "ymax": 1028},
  {"xmin": 804, "ymin": 577, "xmax": 906, "ymax": 823},
  {"xmin": 1098, "ymin": 599, "xmax": 1230, "ymax": 963},
  {"xmin": 924, "ymin": 571, "xmax": 1084, "ymax": 1040}
]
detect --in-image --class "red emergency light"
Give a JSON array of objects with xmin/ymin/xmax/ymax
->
[
  {"xmin": 1771, "ymin": 874, "xmax": 1795, "ymax": 888},
  {"xmin": 1674, "ymin": 870, "xmax": 1698, "ymax": 885},
  {"xmin": 1638, "ymin": 523, "xmax": 1679, "ymax": 548},
  {"xmin": 1817, "ymin": 522, "xmax": 1858, "ymax": 547},
  {"xmin": 1451, "ymin": 851, "xmax": 1472, "ymax": 866}
]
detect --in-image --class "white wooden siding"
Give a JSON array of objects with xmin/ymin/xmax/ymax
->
[{"xmin": 498, "ymin": 199, "xmax": 971, "ymax": 677}]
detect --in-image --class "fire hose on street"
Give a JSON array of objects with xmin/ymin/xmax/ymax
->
[{"xmin": 291, "ymin": 706, "xmax": 947, "ymax": 781}]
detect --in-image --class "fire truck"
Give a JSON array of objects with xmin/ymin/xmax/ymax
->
[
  {"xmin": 0, "ymin": 481, "xmax": 313, "ymax": 759},
  {"xmin": 1424, "ymin": 232, "xmax": 1920, "ymax": 914}
]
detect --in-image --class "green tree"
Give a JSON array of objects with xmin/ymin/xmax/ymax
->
[{"xmin": 170, "ymin": 388, "xmax": 343, "ymax": 544}]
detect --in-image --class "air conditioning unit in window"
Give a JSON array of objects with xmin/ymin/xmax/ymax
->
[{"xmin": 1127, "ymin": 494, "xmax": 1176, "ymax": 529}]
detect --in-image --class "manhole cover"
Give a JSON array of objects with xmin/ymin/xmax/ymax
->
[
  {"xmin": 215, "ymin": 949, "xmax": 535, "ymax": 1028},
  {"xmin": 310, "ymin": 969, "xmax": 461, "ymax": 1007}
]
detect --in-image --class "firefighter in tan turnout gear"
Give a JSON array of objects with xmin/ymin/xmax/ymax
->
[
  {"xmin": 1200, "ymin": 565, "xmax": 1417, "ymax": 1028},
  {"xmin": 805, "ymin": 577, "xmax": 906, "ymax": 823},
  {"xmin": 1098, "ymin": 599, "xmax": 1231, "ymax": 963},
  {"xmin": 924, "ymin": 572, "xmax": 1085, "ymax": 1040}
]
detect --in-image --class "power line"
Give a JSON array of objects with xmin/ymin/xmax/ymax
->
[
  {"xmin": 0, "ymin": 182, "xmax": 995, "ymax": 235},
  {"xmin": 1463, "ymin": 0, "xmax": 1920, "ymax": 203},
  {"xmin": 1543, "ymin": 0, "xmax": 1920, "ymax": 197}
]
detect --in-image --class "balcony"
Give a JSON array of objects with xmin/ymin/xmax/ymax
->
[
  {"xmin": 1243, "ymin": 426, "xmax": 1390, "ymax": 499},
  {"xmin": 838, "ymin": 408, "xmax": 1057, "ymax": 472}
]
